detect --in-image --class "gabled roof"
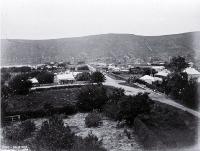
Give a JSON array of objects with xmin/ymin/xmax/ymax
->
[
  {"xmin": 155, "ymin": 69, "xmax": 171, "ymax": 77},
  {"xmin": 140, "ymin": 75, "xmax": 155, "ymax": 81},
  {"xmin": 183, "ymin": 67, "xmax": 200, "ymax": 75},
  {"xmin": 56, "ymin": 73, "xmax": 75, "ymax": 81},
  {"xmin": 29, "ymin": 77, "xmax": 39, "ymax": 84}
]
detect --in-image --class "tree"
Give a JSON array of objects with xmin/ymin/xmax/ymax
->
[
  {"xmin": 118, "ymin": 93, "xmax": 152, "ymax": 125},
  {"xmin": 182, "ymin": 78, "xmax": 198, "ymax": 109},
  {"xmin": 143, "ymin": 68, "xmax": 157, "ymax": 76},
  {"xmin": 8, "ymin": 74, "xmax": 32, "ymax": 95},
  {"xmin": 36, "ymin": 71, "xmax": 54, "ymax": 84},
  {"xmin": 166, "ymin": 56, "xmax": 189, "ymax": 72},
  {"xmin": 1, "ymin": 71, "xmax": 11, "ymax": 85},
  {"xmin": 76, "ymin": 72, "xmax": 91, "ymax": 81},
  {"xmin": 90, "ymin": 71, "xmax": 106, "ymax": 83},
  {"xmin": 109, "ymin": 87, "xmax": 125, "ymax": 100},
  {"xmin": 77, "ymin": 65, "xmax": 89, "ymax": 71},
  {"xmin": 164, "ymin": 72, "xmax": 188, "ymax": 100},
  {"xmin": 77, "ymin": 85, "xmax": 108, "ymax": 111}
]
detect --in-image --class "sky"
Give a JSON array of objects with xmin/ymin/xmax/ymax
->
[{"xmin": 1, "ymin": 0, "xmax": 200, "ymax": 39}]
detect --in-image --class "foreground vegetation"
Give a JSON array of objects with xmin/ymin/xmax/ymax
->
[
  {"xmin": 2, "ymin": 84, "xmax": 198, "ymax": 150},
  {"xmin": 3, "ymin": 115, "xmax": 107, "ymax": 151}
]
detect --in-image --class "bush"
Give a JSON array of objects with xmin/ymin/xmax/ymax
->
[
  {"xmin": 8, "ymin": 74, "xmax": 32, "ymax": 95},
  {"xmin": 71, "ymin": 132, "xmax": 107, "ymax": 151},
  {"xmin": 77, "ymin": 65, "xmax": 90, "ymax": 71},
  {"xmin": 3, "ymin": 120, "xmax": 36, "ymax": 145},
  {"xmin": 103, "ymin": 101, "xmax": 120, "ymax": 120},
  {"xmin": 36, "ymin": 71, "xmax": 54, "ymax": 84},
  {"xmin": 85, "ymin": 111, "xmax": 102, "ymax": 127},
  {"xmin": 118, "ymin": 93, "xmax": 153, "ymax": 125},
  {"xmin": 103, "ymin": 92, "xmax": 153, "ymax": 125},
  {"xmin": 76, "ymin": 72, "xmax": 91, "ymax": 81},
  {"xmin": 28, "ymin": 115, "xmax": 75, "ymax": 151},
  {"xmin": 77, "ymin": 85, "xmax": 108, "ymax": 112},
  {"xmin": 108, "ymin": 87, "xmax": 125, "ymax": 100},
  {"xmin": 90, "ymin": 71, "xmax": 106, "ymax": 83}
]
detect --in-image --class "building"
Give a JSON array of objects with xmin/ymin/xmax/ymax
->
[
  {"xmin": 54, "ymin": 72, "xmax": 75, "ymax": 84},
  {"xmin": 28, "ymin": 77, "xmax": 39, "ymax": 86},
  {"xmin": 155, "ymin": 69, "xmax": 171, "ymax": 78},
  {"xmin": 183, "ymin": 67, "xmax": 200, "ymax": 78},
  {"xmin": 139, "ymin": 75, "xmax": 162, "ymax": 84}
]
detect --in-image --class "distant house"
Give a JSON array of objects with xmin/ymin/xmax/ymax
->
[
  {"xmin": 183, "ymin": 67, "xmax": 200, "ymax": 78},
  {"xmin": 28, "ymin": 77, "xmax": 39, "ymax": 86},
  {"xmin": 151, "ymin": 66, "xmax": 165, "ymax": 72},
  {"xmin": 139, "ymin": 75, "xmax": 162, "ymax": 84},
  {"xmin": 155, "ymin": 69, "xmax": 171, "ymax": 78},
  {"xmin": 54, "ymin": 72, "xmax": 75, "ymax": 84}
]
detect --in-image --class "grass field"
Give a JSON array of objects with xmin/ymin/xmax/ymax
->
[{"xmin": 5, "ymin": 88, "xmax": 79, "ymax": 113}]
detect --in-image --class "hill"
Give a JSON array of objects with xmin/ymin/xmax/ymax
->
[{"xmin": 1, "ymin": 32, "xmax": 200, "ymax": 66}]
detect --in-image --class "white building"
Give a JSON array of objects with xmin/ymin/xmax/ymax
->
[
  {"xmin": 140, "ymin": 75, "xmax": 162, "ymax": 84},
  {"xmin": 54, "ymin": 72, "xmax": 75, "ymax": 84},
  {"xmin": 28, "ymin": 77, "xmax": 39, "ymax": 86},
  {"xmin": 155, "ymin": 69, "xmax": 171, "ymax": 78},
  {"xmin": 183, "ymin": 67, "xmax": 200, "ymax": 78}
]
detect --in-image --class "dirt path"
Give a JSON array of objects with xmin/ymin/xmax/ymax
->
[{"xmin": 103, "ymin": 74, "xmax": 200, "ymax": 118}]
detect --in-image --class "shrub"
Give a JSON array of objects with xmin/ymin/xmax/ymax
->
[
  {"xmin": 27, "ymin": 115, "xmax": 75, "ymax": 151},
  {"xmin": 77, "ymin": 85, "xmax": 108, "ymax": 112},
  {"xmin": 71, "ymin": 132, "xmax": 107, "ymax": 151},
  {"xmin": 90, "ymin": 71, "xmax": 106, "ymax": 83},
  {"xmin": 43, "ymin": 102, "xmax": 54, "ymax": 116},
  {"xmin": 103, "ymin": 101, "xmax": 120, "ymax": 120},
  {"xmin": 85, "ymin": 111, "xmax": 102, "ymax": 127},
  {"xmin": 76, "ymin": 72, "xmax": 91, "ymax": 81},
  {"xmin": 108, "ymin": 87, "xmax": 125, "ymax": 100},
  {"xmin": 8, "ymin": 74, "xmax": 32, "ymax": 95},
  {"xmin": 118, "ymin": 93, "xmax": 153, "ymax": 125},
  {"xmin": 3, "ymin": 120, "xmax": 36, "ymax": 145},
  {"xmin": 77, "ymin": 65, "xmax": 90, "ymax": 71},
  {"xmin": 36, "ymin": 71, "xmax": 54, "ymax": 84}
]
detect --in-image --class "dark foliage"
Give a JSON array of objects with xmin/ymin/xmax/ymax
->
[
  {"xmin": 90, "ymin": 71, "xmax": 106, "ymax": 83},
  {"xmin": 164, "ymin": 72, "xmax": 188, "ymax": 99},
  {"xmin": 108, "ymin": 87, "xmax": 125, "ymax": 100},
  {"xmin": 8, "ymin": 74, "xmax": 32, "ymax": 95},
  {"xmin": 77, "ymin": 65, "xmax": 89, "ymax": 71},
  {"xmin": 143, "ymin": 68, "xmax": 157, "ymax": 76},
  {"xmin": 103, "ymin": 101, "xmax": 120, "ymax": 120},
  {"xmin": 5, "ymin": 105, "xmax": 77, "ymax": 121},
  {"xmin": 1, "ymin": 71, "xmax": 11, "ymax": 85},
  {"xmin": 36, "ymin": 71, "xmax": 54, "ymax": 84},
  {"xmin": 28, "ymin": 115, "xmax": 75, "ymax": 151},
  {"xmin": 118, "ymin": 93, "xmax": 153, "ymax": 125},
  {"xmin": 77, "ymin": 85, "xmax": 108, "ymax": 112},
  {"xmin": 104, "ymin": 93, "xmax": 153, "ymax": 125},
  {"xmin": 182, "ymin": 78, "xmax": 199, "ymax": 109},
  {"xmin": 1, "ymin": 85, "xmax": 12, "ymax": 99},
  {"xmin": 1, "ymin": 66, "xmax": 32, "ymax": 73},
  {"xmin": 43, "ymin": 102, "xmax": 54, "ymax": 116},
  {"xmin": 165, "ymin": 56, "xmax": 189, "ymax": 72},
  {"xmin": 3, "ymin": 120, "xmax": 35, "ymax": 145},
  {"xmin": 76, "ymin": 72, "xmax": 91, "ymax": 81}
]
